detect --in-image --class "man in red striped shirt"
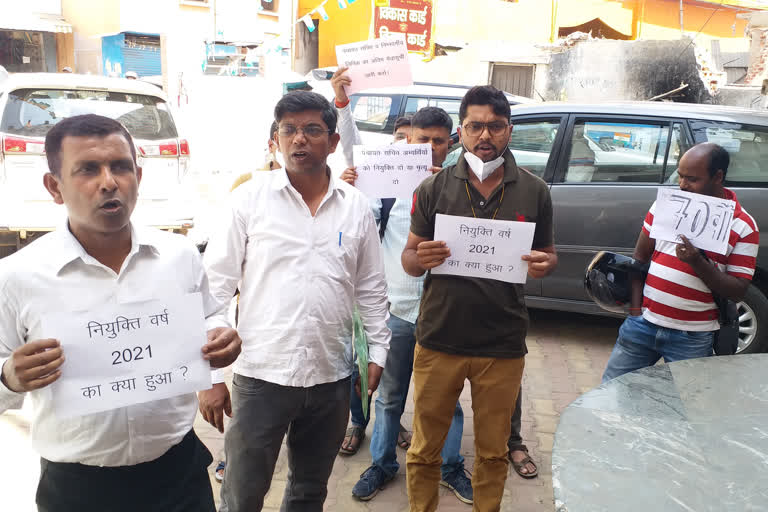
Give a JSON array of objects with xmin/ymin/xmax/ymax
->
[{"xmin": 602, "ymin": 142, "xmax": 759, "ymax": 382}]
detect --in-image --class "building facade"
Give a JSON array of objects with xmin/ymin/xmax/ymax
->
[
  {"xmin": 295, "ymin": 0, "xmax": 764, "ymax": 92},
  {"xmin": 61, "ymin": 0, "xmax": 292, "ymax": 80},
  {"xmin": 0, "ymin": 0, "xmax": 74, "ymax": 73}
]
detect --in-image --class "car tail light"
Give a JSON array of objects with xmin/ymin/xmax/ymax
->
[
  {"xmin": 3, "ymin": 136, "xmax": 45, "ymax": 154},
  {"xmin": 179, "ymin": 139, "xmax": 190, "ymax": 156},
  {"xmin": 159, "ymin": 142, "xmax": 178, "ymax": 156},
  {"xmin": 139, "ymin": 141, "xmax": 179, "ymax": 157}
]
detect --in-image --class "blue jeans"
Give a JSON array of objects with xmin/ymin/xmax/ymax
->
[
  {"xmin": 369, "ymin": 314, "xmax": 465, "ymax": 479},
  {"xmin": 602, "ymin": 314, "xmax": 714, "ymax": 383}
]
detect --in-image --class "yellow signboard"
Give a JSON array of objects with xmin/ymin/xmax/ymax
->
[{"xmin": 375, "ymin": 0, "xmax": 390, "ymax": 6}]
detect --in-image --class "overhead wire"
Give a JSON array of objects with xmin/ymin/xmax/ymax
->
[{"xmin": 675, "ymin": 0, "xmax": 726, "ymax": 59}]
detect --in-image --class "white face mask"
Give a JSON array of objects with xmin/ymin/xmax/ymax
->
[{"xmin": 463, "ymin": 149, "xmax": 504, "ymax": 182}]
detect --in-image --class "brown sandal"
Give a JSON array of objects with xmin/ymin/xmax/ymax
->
[
  {"xmin": 509, "ymin": 445, "xmax": 538, "ymax": 479},
  {"xmin": 339, "ymin": 426, "xmax": 366, "ymax": 456}
]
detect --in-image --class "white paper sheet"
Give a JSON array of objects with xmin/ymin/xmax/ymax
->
[
  {"xmin": 335, "ymin": 34, "xmax": 413, "ymax": 95},
  {"xmin": 431, "ymin": 214, "xmax": 536, "ymax": 284},
  {"xmin": 43, "ymin": 293, "xmax": 212, "ymax": 418},
  {"xmin": 649, "ymin": 188, "xmax": 736, "ymax": 255},
  {"xmin": 353, "ymin": 143, "xmax": 432, "ymax": 198}
]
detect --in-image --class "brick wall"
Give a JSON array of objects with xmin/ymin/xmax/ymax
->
[{"xmin": 743, "ymin": 28, "xmax": 768, "ymax": 85}]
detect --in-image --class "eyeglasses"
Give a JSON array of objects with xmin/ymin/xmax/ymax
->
[
  {"xmin": 462, "ymin": 121, "xmax": 508, "ymax": 137},
  {"xmin": 277, "ymin": 125, "xmax": 333, "ymax": 139}
]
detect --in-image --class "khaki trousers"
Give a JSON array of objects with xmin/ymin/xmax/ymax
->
[{"xmin": 406, "ymin": 344, "xmax": 524, "ymax": 512}]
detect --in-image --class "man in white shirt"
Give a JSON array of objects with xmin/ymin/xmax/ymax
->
[
  {"xmin": 199, "ymin": 91, "xmax": 391, "ymax": 512},
  {"xmin": 0, "ymin": 114, "xmax": 242, "ymax": 512}
]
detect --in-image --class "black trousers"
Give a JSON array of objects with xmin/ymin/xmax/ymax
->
[
  {"xmin": 36, "ymin": 429, "xmax": 214, "ymax": 512},
  {"xmin": 220, "ymin": 374, "xmax": 351, "ymax": 512},
  {"xmin": 508, "ymin": 389, "xmax": 524, "ymax": 450}
]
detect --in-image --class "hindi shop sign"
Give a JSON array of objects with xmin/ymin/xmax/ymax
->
[
  {"xmin": 431, "ymin": 214, "xmax": 536, "ymax": 284},
  {"xmin": 335, "ymin": 35, "xmax": 412, "ymax": 95},
  {"xmin": 649, "ymin": 188, "xmax": 736, "ymax": 255},
  {"xmin": 43, "ymin": 293, "xmax": 213, "ymax": 418},
  {"xmin": 374, "ymin": 0, "xmax": 434, "ymax": 54},
  {"xmin": 353, "ymin": 143, "xmax": 432, "ymax": 199}
]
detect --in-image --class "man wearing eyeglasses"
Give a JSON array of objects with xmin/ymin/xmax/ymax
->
[
  {"xmin": 402, "ymin": 85, "xmax": 558, "ymax": 511},
  {"xmin": 200, "ymin": 91, "xmax": 391, "ymax": 511}
]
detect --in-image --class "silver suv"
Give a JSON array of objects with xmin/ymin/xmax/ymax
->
[{"xmin": 446, "ymin": 101, "xmax": 768, "ymax": 354}]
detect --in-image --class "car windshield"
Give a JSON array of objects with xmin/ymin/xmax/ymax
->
[{"xmin": 1, "ymin": 88, "xmax": 178, "ymax": 140}]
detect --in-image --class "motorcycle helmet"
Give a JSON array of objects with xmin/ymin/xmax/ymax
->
[{"xmin": 584, "ymin": 251, "xmax": 649, "ymax": 314}]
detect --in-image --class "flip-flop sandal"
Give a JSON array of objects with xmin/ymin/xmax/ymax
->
[
  {"xmin": 509, "ymin": 446, "xmax": 538, "ymax": 479},
  {"xmin": 339, "ymin": 425, "xmax": 366, "ymax": 456},
  {"xmin": 397, "ymin": 425, "xmax": 412, "ymax": 449}
]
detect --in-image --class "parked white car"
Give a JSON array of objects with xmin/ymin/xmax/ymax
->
[{"xmin": 0, "ymin": 73, "xmax": 194, "ymax": 258}]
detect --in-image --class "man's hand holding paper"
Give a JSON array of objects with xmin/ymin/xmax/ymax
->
[
  {"xmin": 1, "ymin": 338, "xmax": 65, "ymax": 392},
  {"xmin": 416, "ymin": 240, "xmax": 451, "ymax": 270}
]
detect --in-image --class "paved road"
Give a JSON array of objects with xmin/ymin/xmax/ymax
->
[
  {"xmin": 197, "ymin": 309, "xmax": 621, "ymax": 512},
  {"xmin": 0, "ymin": 310, "xmax": 621, "ymax": 511}
]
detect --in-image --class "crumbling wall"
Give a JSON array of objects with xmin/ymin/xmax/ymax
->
[
  {"xmin": 544, "ymin": 39, "xmax": 713, "ymax": 103},
  {"xmin": 743, "ymin": 28, "xmax": 768, "ymax": 85}
]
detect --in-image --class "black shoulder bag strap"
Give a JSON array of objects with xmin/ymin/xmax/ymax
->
[
  {"xmin": 378, "ymin": 198, "xmax": 396, "ymax": 241},
  {"xmin": 698, "ymin": 249, "xmax": 739, "ymax": 355}
]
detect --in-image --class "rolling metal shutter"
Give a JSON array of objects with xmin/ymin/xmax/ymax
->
[{"xmin": 122, "ymin": 34, "xmax": 161, "ymax": 77}]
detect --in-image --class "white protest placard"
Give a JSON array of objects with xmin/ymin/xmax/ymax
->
[
  {"xmin": 353, "ymin": 143, "xmax": 432, "ymax": 199},
  {"xmin": 431, "ymin": 214, "xmax": 536, "ymax": 284},
  {"xmin": 335, "ymin": 34, "xmax": 413, "ymax": 95},
  {"xmin": 43, "ymin": 293, "xmax": 212, "ymax": 418},
  {"xmin": 649, "ymin": 188, "xmax": 736, "ymax": 255}
]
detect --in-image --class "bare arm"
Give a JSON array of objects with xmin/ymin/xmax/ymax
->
[
  {"xmin": 629, "ymin": 230, "xmax": 655, "ymax": 314},
  {"xmin": 401, "ymin": 231, "xmax": 451, "ymax": 277},
  {"xmin": 331, "ymin": 67, "xmax": 361, "ymax": 168}
]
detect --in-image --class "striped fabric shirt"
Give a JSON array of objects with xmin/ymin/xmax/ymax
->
[{"xmin": 641, "ymin": 188, "xmax": 759, "ymax": 332}]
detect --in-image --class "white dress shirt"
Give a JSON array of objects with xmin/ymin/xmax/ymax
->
[
  {"xmin": 203, "ymin": 168, "xmax": 391, "ymax": 388},
  {"xmin": 372, "ymin": 198, "xmax": 425, "ymax": 324},
  {"xmin": 337, "ymin": 102, "xmax": 425, "ymax": 324},
  {"xmin": 0, "ymin": 224, "xmax": 223, "ymax": 466}
]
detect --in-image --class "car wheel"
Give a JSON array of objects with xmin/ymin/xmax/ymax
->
[{"xmin": 735, "ymin": 284, "xmax": 768, "ymax": 354}]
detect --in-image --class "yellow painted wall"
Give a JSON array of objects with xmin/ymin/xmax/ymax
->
[
  {"xmin": 433, "ymin": 0, "xmax": 554, "ymax": 43},
  {"xmin": 62, "ymin": 0, "xmax": 121, "ymax": 36},
  {"xmin": 298, "ymin": 0, "xmax": 372, "ymax": 67},
  {"xmin": 62, "ymin": 0, "xmax": 121, "ymax": 73},
  {"xmin": 638, "ymin": 0, "xmax": 750, "ymax": 52},
  {"xmin": 301, "ymin": 0, "xmax": 753, "ymax": 67},
  {"xmin": 558, "ymin": 0, "xmax": 636, "ymax": 36},
  {"xmin": 436, "ymin": 0, "xmax": 749, "ymax": 47},
  {"xmin": 434, "ymin": 0, "xmax": 635, "ymax": 42}
]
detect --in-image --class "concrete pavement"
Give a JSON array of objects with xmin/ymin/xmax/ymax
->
[
  {"xmin": 0, "ymin": 310, "xmax": 620, "ymax": 511},
  {"xmin": 195, "ymin": 310, "xmax": 621, "ymax": 512}
]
